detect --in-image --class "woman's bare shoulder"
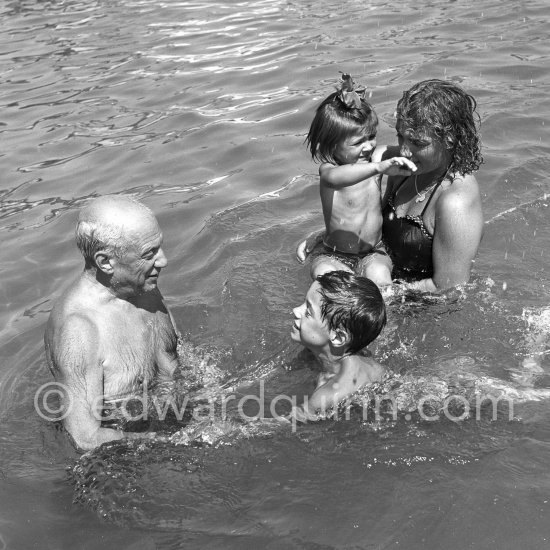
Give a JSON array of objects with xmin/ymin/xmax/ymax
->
[
  {"xmin": 437, "ymin": 172, "xmax": 482, "ymax": 218},
  {"xmin": 442, "ymin": 172, "xmax": 480, "ymax": 200}
]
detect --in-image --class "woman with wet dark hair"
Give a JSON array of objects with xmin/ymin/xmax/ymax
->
[{"xmin": 380, "ymin": 78, "xmax": 483, "ymax": 290}]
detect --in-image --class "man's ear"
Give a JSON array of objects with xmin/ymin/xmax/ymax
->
[
  {"xmin": 330, "ymin": 328, "xmax": 350, "ymax": 349},
  {"xmin": 93, "ymin": 251, "xmax": 114, "ymax": 275}
]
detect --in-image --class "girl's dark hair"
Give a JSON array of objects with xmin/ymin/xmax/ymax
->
[
  {"xmin": 396, "ymin": 79, "xmax": 483, "ymax": 175},
  {"xmin": 305, "ymin": 92, "xmax": 378, "ymax": 165},
  {"xmin": 316, "ymin": 270, "xmax": 386, "ymax": 354}
]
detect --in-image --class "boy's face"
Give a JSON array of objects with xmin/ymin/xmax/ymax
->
[
  {"xmin": 334, "ymin": 129, "xmax": 377, "ymax": 164},
  {"xmin": 291, "ymin": 281, "xmax": 331, "ymax": 349}
]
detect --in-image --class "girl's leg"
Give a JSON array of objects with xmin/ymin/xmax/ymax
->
[
  {"xmin": 310, "ymin": 254, "xmax": 353, "ymax": 279},
  {"xmin": 356, "ymin": 253, "xmax": 393, "ymax": 288},
  {"xmin": 296, "ymin": 230, "xmax": 325, "ymax": 263}
]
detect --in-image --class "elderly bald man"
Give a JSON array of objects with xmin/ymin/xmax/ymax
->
[{"xmin": 44, "ymin": 195, "xmax": 179, "ymax": 451}]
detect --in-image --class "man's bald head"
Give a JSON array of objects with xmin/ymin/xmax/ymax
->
[{"xmin": 75, "ymin": 195, "xmax": 158, "ymax": 265}]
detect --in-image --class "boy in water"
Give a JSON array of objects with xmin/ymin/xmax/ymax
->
[
  {"xmin": 289, "ymin": 270, "xmax": 386, "ymax": 421},
  {"xmin": 288, "ymin": 275, "xmax": 550, "ymax": 425}
]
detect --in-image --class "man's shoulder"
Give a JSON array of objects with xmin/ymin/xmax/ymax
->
[
  {"xmin": 46, "ymin": 276, "xmax": 108, "ymax": 342},
  {"xmin": 50, "ymin": 276, "xmax": 99, "ymax": 317}
]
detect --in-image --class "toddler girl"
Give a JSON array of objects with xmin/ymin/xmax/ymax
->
[{"xmin": 304, "ymin": 73, "xmax": 416, "ymax": 287}]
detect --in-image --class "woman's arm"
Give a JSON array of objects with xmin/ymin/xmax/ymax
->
[{"xmin": 407, "ymin": 174, "xmax": 483, "ymax": 291}]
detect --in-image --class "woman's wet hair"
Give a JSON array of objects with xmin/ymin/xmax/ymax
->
[
  {"xmin": 305, "ymin": 92, "xmax": 378, "ymax": 165},
  {"xmin": 316, "ymin": 270, "xmax": 386, "ymax": 354},
  {"xmin": 396, "ymin": 78, "xmax": 483, "ymax": 175}
]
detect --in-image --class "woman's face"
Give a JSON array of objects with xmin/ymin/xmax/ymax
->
[{"xmin": 396, "ymin": 122, "xmax": 452, "ymax": 175}]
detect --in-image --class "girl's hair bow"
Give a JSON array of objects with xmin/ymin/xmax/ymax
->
[{"xmin": 337, "ymin": 73, "xmax": 367, "ymax": 109}]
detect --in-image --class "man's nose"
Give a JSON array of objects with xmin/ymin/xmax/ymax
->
[{"xmin": 155, "ymin": 248, "xmax": 168, "ymax": 268}]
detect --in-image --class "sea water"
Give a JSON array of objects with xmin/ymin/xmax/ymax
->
[{"xmin": 1, "ymin": 0, "xmax": 549, "ymax": 548}]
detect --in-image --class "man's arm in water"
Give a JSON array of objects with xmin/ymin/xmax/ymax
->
[
  {"xmin": 53, "ymin": 314, "xmax": 129, "ymax": 451},
  {"xmin": 154, "ymin": 304, "xmax": 180, "ymax": 398}
]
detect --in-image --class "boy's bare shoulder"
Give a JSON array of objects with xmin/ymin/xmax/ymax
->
[{"xmin": 346, "ymin": 353, "xmax": 385, "ymax": 384}]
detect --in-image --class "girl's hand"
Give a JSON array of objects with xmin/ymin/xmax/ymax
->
[{"xmin": 377, "ymin": 157, "xmax": 417, "ymax": 176}]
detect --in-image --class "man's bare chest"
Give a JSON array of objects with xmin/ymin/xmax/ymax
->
[{"xmin": 99, "ymin": 308, "xmax": 175, "ymax": 398}]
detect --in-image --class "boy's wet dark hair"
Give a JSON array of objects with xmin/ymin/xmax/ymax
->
[
  {"xmin": 396, "ymin": 78, "xmax": 483, "ymax": 175},
  {"xmin": 316, "ymin": 270, "xmax": 386, "ymax": 354},
  {"xmin": 306, "ymin": 82, "xmax": 378, "ymax": 165}
]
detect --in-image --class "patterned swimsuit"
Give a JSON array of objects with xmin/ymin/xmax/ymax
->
[{"xmin": 382, "ymin": 177, "xmax": 443, "ymax": 278}]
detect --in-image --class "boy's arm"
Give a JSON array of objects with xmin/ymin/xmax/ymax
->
[
  {"xmin": 286, "ymin": 376, "xmax": 351, "ymax": 422},
  {"xmin": 295, "ymin": 360, "xmax": 384, "ymax": 420},
  {"xmin": 306, "ymin": 376, "xmax": 353, "ymax": 413},
  {"xmin": 288, "ymin": 380, "xmax": 344, "ymax": 423},
  {"xmin": 320, "ymin": 157, "xmax": 416, "ymax": 188}
]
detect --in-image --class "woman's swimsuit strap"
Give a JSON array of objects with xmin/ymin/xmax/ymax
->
[
  {"xmin": 390, "ymin": 176, "xmax": 444, "ymax": 236},
  {"xmin": 392, "ymin": 175, "xmax": 444, "ymax": 217},
  {"xmin": 418, "ymin": 177, "xmax": 444, "ymax": 217},
  {"xmin": 382, "ymin": 175, "xmax": 445, "ymax": 276}
]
